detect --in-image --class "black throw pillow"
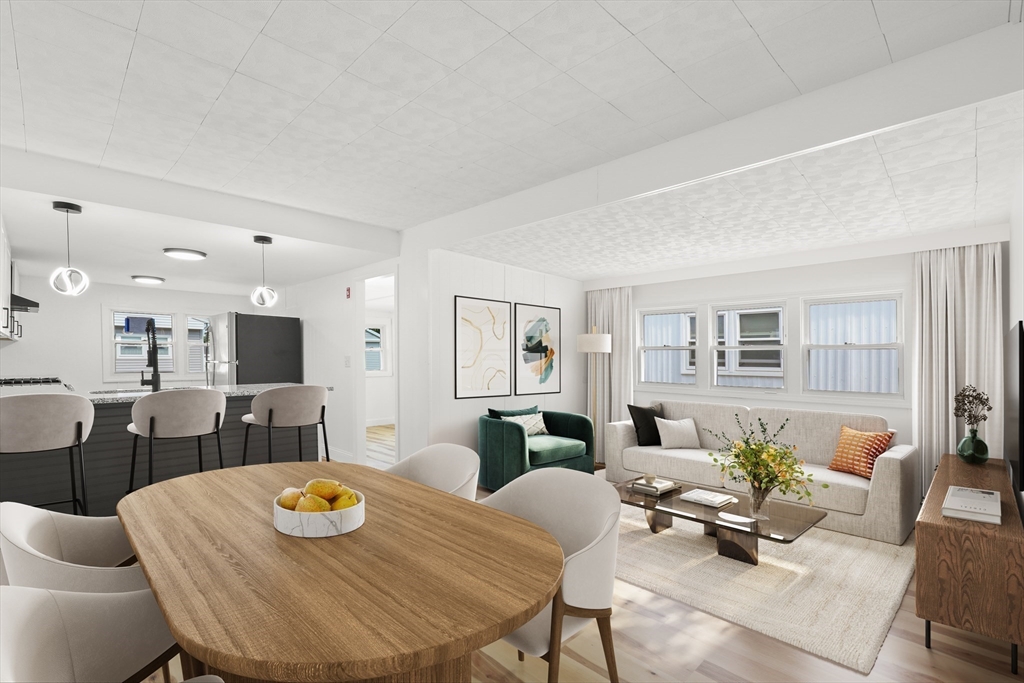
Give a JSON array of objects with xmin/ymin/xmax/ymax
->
[{"xmin": 627, "ymin": 404, "xmax": 663, "ymax": 446}]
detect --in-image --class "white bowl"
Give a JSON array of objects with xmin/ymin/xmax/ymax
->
[{"xmin": 273, "ymin": 491, "xmax": 365, "ymax": 538}]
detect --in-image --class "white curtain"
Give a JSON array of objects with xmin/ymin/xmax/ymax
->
[
  {"xmin": 915, "ymin": 242, "xmax": 1004, "ymax": 489},
  {"xmin": 586, "ymin": 287, "xmax": 632, "ymax": 463}
]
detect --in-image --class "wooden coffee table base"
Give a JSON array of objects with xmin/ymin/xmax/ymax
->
[
  {"xmin": 645, "ymin": 508, "xmax": 759, "ymax": 565},
  {"xmin": 180, "ymin": 650, "xmax": 472, "ymax": 683}
]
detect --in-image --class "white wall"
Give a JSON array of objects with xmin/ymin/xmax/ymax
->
[
  {"xmin": 1011, "ymin": 159, "xmax": 1024, "ymax": 327},
  {"xmin": 428, "ymin": 250, "xmax": 587, "ymax": 450},
  {"xmin": 0, "ymin": 275, "xmax": 253, "ymax": 393},
  {"xmin": 631, "ymin": 254, "xmax": 916, "ymax": 440}
]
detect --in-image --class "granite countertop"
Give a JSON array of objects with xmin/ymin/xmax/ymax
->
[{"xmin": 0, "ymin": 383, "xmax": 333, "ymax": 404}]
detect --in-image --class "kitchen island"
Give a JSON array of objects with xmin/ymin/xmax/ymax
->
[{"xmin": 0, "ymin": 383, "xmax": 332, "ymax": 516}]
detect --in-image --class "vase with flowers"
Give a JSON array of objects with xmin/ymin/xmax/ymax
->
[
  {"xmin": 708, "ymin": 415, "xmax": 826, "ymax": 521},
  {"xmin": 953, "ymin": 385, "xmax": 992, "ymax": 464}
]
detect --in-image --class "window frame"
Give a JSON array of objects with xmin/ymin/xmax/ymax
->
[
  {"xmin": 711, "ymin": 303, "xmax": 786, "ymax": 389},
  {"xmin": 365, "ymin": 317, "xmax": 393, "ymax": 377},
  {"xmin": 801, "ymin": 292, "xmax": 904, "ymax": 399},
  {"xmin": 636, "ymin": 307, "xmax": 699, "ymax": 387},
  {"xmin": 102, "ymin": 307, "xmax": 217, "ymax": 384}
]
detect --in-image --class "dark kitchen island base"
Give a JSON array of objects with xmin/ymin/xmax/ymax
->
[{"xmin": 0, "ymin": 395, "xmax": 321, "ymax": 517}]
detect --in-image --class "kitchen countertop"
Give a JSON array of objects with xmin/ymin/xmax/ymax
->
[{"xmin": 0, "ymin": 383, "xmax": 333, "ymax": 404}]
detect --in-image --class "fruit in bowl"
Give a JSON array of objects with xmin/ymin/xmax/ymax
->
[{"xmin": 277, "ymin": 479, "xmax": 359, "ymax": 513}]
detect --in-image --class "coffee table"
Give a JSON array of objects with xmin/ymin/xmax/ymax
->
[{"xmin": 614, "ymin": 478, "xmax": 827, "ymax": 565}]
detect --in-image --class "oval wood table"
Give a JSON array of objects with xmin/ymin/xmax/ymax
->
[{"xmin": 117, "ymin": 462, "xmax": 564, "ymax": 683}]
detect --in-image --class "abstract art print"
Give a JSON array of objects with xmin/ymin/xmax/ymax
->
[
  {"xmin": 455, "ymin": 296, "xmax": 512, "ymax": 399},
  {"xmin": 515, "ymin": 303, "xmax": 560, "ymax": 396}
]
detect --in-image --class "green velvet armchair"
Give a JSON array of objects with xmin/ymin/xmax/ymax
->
[{"xmin": 478, "ymin": 410, "xmax": 595, "ymax": 490}]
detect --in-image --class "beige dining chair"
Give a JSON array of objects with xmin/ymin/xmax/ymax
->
[
  {"xmin": 0, "ymin": 394, "xmax": 94, "ymax": 515},
  {"xmin": 126, "ymin": 388, "xmax": 226, "ymax": 493},
  {"xmin": 0, "ymin": 501, "xmax": 147, "ymax": 594},
  {"xmin": 241, "ymin": 385, "xmax": 330, "ymax": 464},
  {"xmin": 480, "ymin": 468, "xmax": 621, "ymax": 683},
  {"xmin": 386, "ymin": 443, "xmax": 480, "ymax": 500},
  {"xmin": 0, "ymin": 585, "xmax": 224, "ymax": 683}
]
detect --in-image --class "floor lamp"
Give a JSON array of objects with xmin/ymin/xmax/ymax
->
[{"xmin": 577, "ymin": 326, "xmax": 612, "ymax": 426}]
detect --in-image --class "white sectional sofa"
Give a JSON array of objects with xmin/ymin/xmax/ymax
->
[{"xmin": 605, "ymin": 401, "xmax": 921, "ymax": 545}]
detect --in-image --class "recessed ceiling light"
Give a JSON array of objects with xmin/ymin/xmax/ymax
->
[
  {"xmin": 132, "ymin": 275, "xmax": 165, "ymax": 285},
  {"xmin": 163, "ymin": 248, "xmax": 207, "ymax": 261}
]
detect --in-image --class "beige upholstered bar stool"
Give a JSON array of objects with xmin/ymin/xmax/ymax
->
[
  {"xmin": 0, "ymin": 394, "xmax": 94, "ymax": 516},
  {"xmin": 126, "ymin": 388, "xmax": 226, "ymax": 493},
  {"xmin": 242, "ymin": 385, "xmax": 330, "ymax": 464}
]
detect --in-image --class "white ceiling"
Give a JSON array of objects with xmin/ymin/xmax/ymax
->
[
  {"xmin": 0, "ymin": 187, "xmax": 384, "ymax": 295},
  {"xmin": 0, "ymin": 0, "xmax": 1018, "ymax": 230},
  {"xmin": 450, "ymin": 92, "xmax": 1024, "ymax": 281}
]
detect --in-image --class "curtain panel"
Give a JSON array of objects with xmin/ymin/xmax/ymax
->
[
  {"xmin": 915, "ymin": 242, "xmax": 1004, "ymax": 489},
  {"xmin": 586, "ymin": 287, "xmax": 633, "ymax": 463}
]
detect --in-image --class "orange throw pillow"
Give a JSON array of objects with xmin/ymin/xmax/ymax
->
[{"xmin": 828, "ymin": 426, "xmax": 894, "ymax": 479}]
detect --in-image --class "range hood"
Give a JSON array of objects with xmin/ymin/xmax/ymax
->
[{"xmin": 10, "ymin": 294, "xmax": 39, "ymax": 313}]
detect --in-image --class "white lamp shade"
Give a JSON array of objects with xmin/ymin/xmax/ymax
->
[{"xmin": 577, "ymin": 333, "xmax": 611, "ymax": 354}]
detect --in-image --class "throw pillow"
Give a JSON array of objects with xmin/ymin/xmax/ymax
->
[
  {"xmin": 627, "ymin": 404, "xmax": 663, "ymax": 446},
  {"xmin": 828, "ymin": 425, "xmax": 894, "ymax": 479},
  {"xmin": 655, "ymin": 417, "xmax": 701, "ymax": 449},
  {"xmin": 501, "ymin": 413, "xmax": 549, "ymax": 436},
  {"xmin": 488, "ymin": 405, "xmax": 539, "ymax": 419}
]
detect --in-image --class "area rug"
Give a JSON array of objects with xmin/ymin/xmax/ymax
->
[{"xmin": 615, "ymin": 505, "xmax": 915, "ymax": 674}]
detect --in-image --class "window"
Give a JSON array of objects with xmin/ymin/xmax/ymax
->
[
  {"xmin": 714, "ymin": 306, "xmax": 784, "ymax": 388},
  {"xmin": 113, "ymin": 312, "xmax": 174, "ymax": 374},
  {"xmin": 186, "ymin": 317, "xmax": 211, "ymax": 374},
  {"xmin": 365, "ymin": 327, "xmax": 383, "ymax": 371},
  {"xmin": 365, "ymin": 319, "xmax": 392, "ymax": 376},
  {"xmin": 805, "ymin": 297, "xmax": 900, "ymax": 394},
  {"xmin": 638, "ymin": 310, "xmax": 697, "ymax": 385}
]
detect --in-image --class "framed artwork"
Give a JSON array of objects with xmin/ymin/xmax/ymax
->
[
  {"xmin": 455, "ymin": 296, "xmax": 512, "ymax": 399},
  {"xmin": 514, "ymin": 303, "xmax": 561, "ymax": 396}
]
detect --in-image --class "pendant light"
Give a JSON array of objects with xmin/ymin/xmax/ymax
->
[
  {"xmin": 250, "ymin": 236, "xmax": 277, "ymax": 307},
  {"xmin": 49, "ymin": 201, "xmax": 89, "ymax": 296}
]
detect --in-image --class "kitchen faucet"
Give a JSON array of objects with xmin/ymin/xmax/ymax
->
[{"xmin": 140, "ymin": 318, "xmax": 161, "ymax": 392}]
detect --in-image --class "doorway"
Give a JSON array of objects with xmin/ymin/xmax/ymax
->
[{"xmin": 364, "ymin": 274, "xmax": 396, "ymax": 466}]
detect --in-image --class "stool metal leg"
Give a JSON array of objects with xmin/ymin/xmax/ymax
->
[
  {"xmin": 197, "ymin": 435, "xmax": 204, "ymax": 473},
  {"xmin": 148, "ymin": 417, "xmax": 155, "ymax": 486},
  {"xmin": 127, "ymin": 434, "xmax": 139, "ymax": 494},
  {"xmin": 242, "ymin": 424, "xmax": 251, "ymax": 466},
  {"xmin": 67, "ymin": 446, "xmax": 80, "ymax": 515},
  {"xmin": 925, "ymin": 620, "xmax": 931, "ymax": 648},
  {"xmin": 267, "ymin": 409, "xmax": 274, "ymax": 464},
  {"xmin": 297, "ymin": 426, "xmax": 303, "ymax": 462},
  {"xmin": 215, "ymin": 413, "xmax": 224, "ymax": 469},
  {"xmin": 76, "ymin": 423, "xmax": 89, "ymax": 516},
  {"xmin": 320, "ymin": 405, "xmax": 330, "ymax": 462},
  {"xmin": 1012, "ymin": 643, "xmax": 1018, "ymax": 675}
]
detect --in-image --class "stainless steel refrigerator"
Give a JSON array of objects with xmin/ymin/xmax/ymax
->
[{"xmin": 206, "ymin": 313, "xmax": 303, "ymax": 386}]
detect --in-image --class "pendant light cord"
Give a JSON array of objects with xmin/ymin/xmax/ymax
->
[
  {"xmin": 261, "ymin": 242, "xmax": 266, "ymax": 287},
  {"xmin": 65, "ymin": 210, "xmax": 71, "ymax": 268}
]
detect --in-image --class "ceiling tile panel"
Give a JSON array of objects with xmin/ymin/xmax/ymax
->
[
  {"xmin": 387, "ymin": 0, "xmax": 505, "ymax": 70},
  {"xmin": 467, "ymin": 102, "xmax": 550, "ymax": 145},
  {"xmin": 976, "ymin": 92, "xmax": 1024, "ymax": 127},
  {"xmin": 759, "ymin": 0, "xmax": 882, "ymax": 75},
  {"xmin": 512, "ymin": 0, "xmax": 630, "ymax": 70},
  {"xmin": 328, "ymin": 0, "xmax": 414, "ymax": 31},
  {"xmin": 289, "ymin": 102, "xmax": 372, "ymax": 144},
  {"xmin": 237, "ymin": 34, "xmax": 342, "ymax": 99},
  {"xmin": 13, "ymin": 31, "xmax": 126, "ymax": 100},
  {"xmin": 414, "ymin": 73, "xmax": 505, "ymax": 126},
  {"xmin": 465, "ymin": 0, "xmax": 554, "ymax": 31},
  {"xmin": 430, "ymin": 125, "xmax": 505, "ymax": 162},
  {"xmin": 136, "ymin": 0, "xmax": 257, "ymax": 69},
  {"xmin": 871, "ymin": 0, "xmax": 961, "ymax": 33},
  {"xmin": 882, "ymin": 1, "xmax": 1008, "ymax": 62},
  {"xmin": 512, "ymin": 73, "xmax": 604, "ymax": 125},
  {"xmin": 872, "ymin": 107, "xmax": 976, "ymax": 153},
  {"xmin": 25, "ymin": 112, "xmax": 111, "ymax": 164},
  {"xmin": 977, "ymin": 118, "xmax": 1024, "ymax": 157},
  {"xmin": 610, "ymin": 74, "xmax": 705, "ymax": 127},
  {"xmin": 733, "ymin": 0, "xmax": 830, "ymax": 33},
  {"xmin": 457, "ymin": 35, "xmax": 560, "ymax": 99},
  {"xmin": 99, "ymin": 145, "xmax": 176, "ymax": 178},
  {"xmin": 163, "ymin": 160, "xmax": 242, "ymax": 189},
  {"xmin": 567, "ymin": 36, "xmax": 672, "ymax": 101},
  {"xmin": 191, "ymin": 0, "xmax": 280, "ymax": 32},
  {"xmin": 316, "ymin": 72, "xmax": 408, "ymax": 126},
  {"xmin": 118, "ymin": 73, "xmax": 219, "ymax": 123},
  {"xmin": 20, "ymin": 78, "xmax": 120, "ymax": 125},
  {"xmin": 347, "ymin": 34, "xmax": 451, "ymax": 99},
  {"xmin": 105, "ymin": 126, "xmax": 188, "ymax": 161},
  {"xmin": 10, "ymin": 0, "xmax": 135, "ymax": 70},
  {"xmin": 646, "ymin": 102, "xmax": 726, "ymax": 141},
  {"xmin": 57, "ymin": 0, "xmax": 144, "ymax": 31},
  {"xmin": 188, "ymin": 124, "xmax": 267, "ymax": 162},
  {"xmin": 881, "ymin": 129, "xmax": 976, "ymax": 176},
  {"xmin": 772, "ymin": 33, "xmax": 891, "ymax": 94},
  {"xmin": 597, "ymin": 0, "xmax": 687, "ymax": 33},
  {"xmin": 637, "ymin": 1, "xmax": 755, "ymax": 71},
  {"xmin": 127, "ymin": 35, "xmax": 234, "ymax": 100},
  {"xmin": 594, "ymin": 126, "xmax": 665, "ymax": 158},
  {"xmin": 259, "ymin": 1, "xmax": 379, "ymax": 70},
  {"xmin": 215, "ymin": 73, "xmax": 311, "ymax": 122},
  {"xmin": 512, "ymin": 125, "xmax": 611, "ymax": 168},
  {"xmin": 475, "ymin": 144, "xmax": 562, "ymax": 178},
  {"xmin": 379, "ymin": 102, "xmax": 459, "ymax": 144},
  {"xmin": 791, "ymin": 137, "xmax": 890, "ymax": 192},
  {"xmin": 557, "ymin": 103, "xmax": 641, "ymax": 147}
]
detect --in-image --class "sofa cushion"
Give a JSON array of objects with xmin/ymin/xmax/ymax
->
[
  {"xmin": 657, "ymin": 402, "xmax": 749, "ymax": 450},
  {"xmin": 721, "ymin": 463, "xmax": 869, "ymax": 515},
  {"xmin": 502, "ymin": 413, "xmax": 549, "ymax": 435},
  {"xmin": 621, "ymin": 446, "xmax": 722, "ymax": 488},
  {"xmin": 655, "ymin": 417, "xmax": 700, "ymax": 449},
  {"xmin": 489, "ymin": 405, "xmax": 538, "ymax": 419},
  {"xmin": 627, "ymin": 404, "xmax": 663, "ymax": 446},
  {"xmin": 828, "ymin": 425, "xmax": 893, "ymax": 479},
  {"xmin": 747, "ymin": 407, "xmax": 888, "ymax": 467},
  {"xmin": 528, "ymin": 435, "xmax": 586, "ymax": 465}
]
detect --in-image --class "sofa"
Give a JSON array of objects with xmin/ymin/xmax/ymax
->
[
  {"xmin": 478, "ymin": 411, "xmax": 595, "ymax": 490},
  {"xmin": 605, "ymin": 401, "xmax": 921, "ymax": 545}
]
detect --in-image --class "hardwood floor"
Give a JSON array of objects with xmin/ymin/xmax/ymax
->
[{"xmin": 366, "ymin": 424, "xmax": 396, "ymax": 465}]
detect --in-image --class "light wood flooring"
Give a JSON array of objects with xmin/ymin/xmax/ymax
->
[{"xmin": 366, "ymin": 424, "xmax": 396, "ymax": 465}]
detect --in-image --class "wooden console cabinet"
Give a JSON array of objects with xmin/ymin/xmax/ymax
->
[{"xmin": 916, "ymin": 454, "xmax": 1024, "ymax": 673}]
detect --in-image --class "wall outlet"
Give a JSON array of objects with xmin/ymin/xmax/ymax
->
[{"xmin": 344, "ymin": 355, "xmax": 351, "ymax": 368}]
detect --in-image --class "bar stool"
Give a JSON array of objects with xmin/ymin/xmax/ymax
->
[
  {"xmin": 126, "ymin": 388, "xmax": 226, "ymax": 493},
  {"xmin": 0, "ymin": 394, "xmax": 93, "ymax": 516},
  {"xmin": 242, "ymin": 385, "xmax": 330, "ymax": 464}
]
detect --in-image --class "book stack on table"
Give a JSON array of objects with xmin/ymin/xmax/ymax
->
[
  {"xmin": 631, "ymin": 478, "xmax": 681, "ymax": 495},
  {"xmin": 941, "ymin": 486, "xmax": 1001, "ymax": 524}
]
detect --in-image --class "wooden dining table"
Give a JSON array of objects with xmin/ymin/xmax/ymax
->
[{"xmin": 117, "ymin": 462, "xmax": 564, "ymax": 683}]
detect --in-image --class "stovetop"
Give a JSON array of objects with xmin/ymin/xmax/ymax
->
[{"xmin": 0, "ymin": 377, "xmax": 64, "ymax": 386}]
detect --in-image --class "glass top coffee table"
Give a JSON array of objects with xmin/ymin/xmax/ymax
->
[{"xmin": 614, "ymin": 478, "xmax": 827, "ymax": 565}]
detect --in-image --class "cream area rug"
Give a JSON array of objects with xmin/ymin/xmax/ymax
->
[{"xmin": 615, "ymin": 505, "xmax": 915, "ymax": 674}]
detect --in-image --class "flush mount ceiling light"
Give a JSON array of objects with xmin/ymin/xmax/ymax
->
[
  {"xmin": 250, "ymin": 235, "xmax": 277, "ymax": 308},
  {"xmin": 163, "ymin": 248, "xmax": 207, "ymax": 261},
  {"xmin": 49, "ymin": 201, "xmax": 89, "ymax": 297},
  {"xmin": 132, "ymin": 275, "xmax": 165, "ymax": 285}
]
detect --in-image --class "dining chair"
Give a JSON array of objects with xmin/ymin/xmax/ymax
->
[
  {"xmin": 0, "ymin": 585, "xmax": 224, "ymax": 683},
  {"xmin": 480, "ymin": 468, "xmax": 621, "ymax": 683},
  {"xmin": 0, "ymin": 393, "xmax": 94, "ymax": 515},
  {"xmin": 0, "ymin": 501, "xmax": 148, "ymax": 593},
  {"xmin": 386, "ymin": 443, "xmax": 480, "ymax": 500},
  {"xmin": 126, "ymin": 388, "xmax": 226, "ymax": 493},
  {"xmin": 241, "ymin": 385, "xmax": 330, "ymax": 465}
]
